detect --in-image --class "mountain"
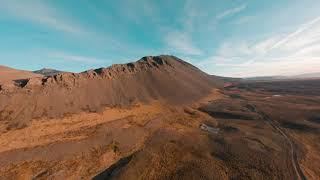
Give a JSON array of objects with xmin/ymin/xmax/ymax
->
[
  {"xmin": 243, "ymin": 76, "xmax": 286, "ymax": 81},
  {"xmin": 290, "ymin": 72, "xmax": 320, "ymax": 79},
  {"xmin": 33, "ymin": 68, "xmax": 64, "ymax": 76},
  {"xmin": 244, "ymin": 73, "xmax": 320, "ymax": 82},
  {"xmin": 0, "ymin": 65, "xmax": 42, "ymax": 84},
  {"xmin": 0, "ymin": 55, "xmax": 224, "ymax": 128}
]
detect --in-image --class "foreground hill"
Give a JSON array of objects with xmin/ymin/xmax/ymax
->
[
  {"xmin": 0, "ymin": 65, "xmax": 42, "ymax": 84},
  {"xmin": 0, "ymin": 55, "xmax": 223, "ymax": 130}
]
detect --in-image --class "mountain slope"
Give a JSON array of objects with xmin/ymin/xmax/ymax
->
[
  {"xmin": 0, "ymin": 55, "xmax": 223, "ymax": 129},
  {"xmin": 0, "ymin": 65, "xmax": 42, "ymax": 84}
]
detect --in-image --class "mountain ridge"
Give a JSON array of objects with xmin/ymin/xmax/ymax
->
[{"xmin": 0, "ymin": 55, "xmax": 223, "ymax": 130}]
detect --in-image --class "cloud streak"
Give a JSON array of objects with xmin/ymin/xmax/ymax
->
[
  {"xmin": 262, "ymin": 16, "xmax": 320, "ymax": 56},
  {"xmin": 216, "ymin": 4, "xmax": 247, "ymax": 20},
  {"xmin": 228, "ymin": 58, "xmax": 320, "ymax": 77},
  {"xmin": 50, "ymin": 52, "xmax": 105, "ymax": 64},
  {"xmin": 0, "ymin": 0, "xmax": 87, "ymax": 35},
  {"xmin": 199, "ymin": 15, "xmax": 320, "ymax": 77}
]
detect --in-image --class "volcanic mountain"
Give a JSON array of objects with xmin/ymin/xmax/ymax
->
[{"xmin": 0, "ymin": 55, "xmax": 223, "ymax": 130}]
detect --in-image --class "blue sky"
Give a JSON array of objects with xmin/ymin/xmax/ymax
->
[{"xmin": 0, "ymin": 0, "xmax": 319, "ymax": 77}]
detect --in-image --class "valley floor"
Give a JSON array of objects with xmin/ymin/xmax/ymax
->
[{"xmin": 0, "ymin": 86, "xmax": 319, "ymax": 179}]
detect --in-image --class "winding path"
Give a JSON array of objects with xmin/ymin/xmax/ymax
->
[{"xmin": 258, "ymin": 110, "xmax": 307, "ymax": 180}]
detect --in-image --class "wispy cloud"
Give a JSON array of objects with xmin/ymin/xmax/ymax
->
[
  {"xmin": 118, "ymin": 0, "xmax": 162, "ymax": 25},
  {"xmin": 198, "ymin": 15, "xmax": 320, "ymax": 77},
  {"xmin": 260, "ymin": 16, "xmax": 320, "ymax": 57},
  {"xmin": 0, "ymin": 0, "xmax": 87, "ymax": 35},
  {"xmin": 50, "ymin": 52, "xmax": 105, "ymax": 64},
  {"xmin": 183, "ymin": 0, "xmax": 208, "ymax": 31},
  {"xmin": 216, "ymin": 4, "xmax": 247, "ymax": 20},
  {"xmin": 0, "ymin": 0, "xmax": 153, "ymax": 59},
  {"xmin": 199, "ymin": 54, "xmax": 320, "ymax": 77},
  {"xmin": 165, "ymin": 31, "xmax": 203, "ymax": 55},
  {"xmin": 211, "ymin": 35, "xmax": 283, "ymax": 61},
  {"xmin": 226, "ymin": 58, "xmax": 320, "ymax": 77}
]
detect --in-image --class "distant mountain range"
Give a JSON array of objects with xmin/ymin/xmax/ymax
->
[
  {"xmin": 33, "ymin": 68, "xmax": 64, "ymax": 76},
  {"xmin": 290, "ymin": 72, "xmax": 320, "ymax": 79},
  {"xmin": 243, "ymin": 73, "xmax": 320, "ymax": 82}
]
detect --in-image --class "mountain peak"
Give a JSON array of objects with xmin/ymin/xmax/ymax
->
[
  {"xmin": 81, "ymin": 55, "xmax": 192, "ymax": 78},
  {"xmin": 0, "ymin": 55, "xmax": 223, "ymax": 122},
  {"xmin": 33, "ymin": 68, "xmax": 64, "ymax": 76}
]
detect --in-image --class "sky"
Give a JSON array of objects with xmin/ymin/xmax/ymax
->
[{"xmin": 0, "ymin": 0, "xmax": 320, "ymax": 77}]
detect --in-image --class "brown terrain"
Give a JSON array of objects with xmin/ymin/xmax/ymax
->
[
  {"xmin": 0, "ymin": 55, "xmax": 319, "ymax": 179},
  {"xmin": 0, "ymin": 65, "xmax": 42, "ymax": 84}
]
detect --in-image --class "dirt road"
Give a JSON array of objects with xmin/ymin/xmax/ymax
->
[{"xmin": 259, "ymin": 111, "xmax": 307, "ymax": 180}]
